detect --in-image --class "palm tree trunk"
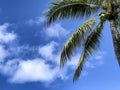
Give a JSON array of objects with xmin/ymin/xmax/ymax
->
[{"xmin": 110, "ymin": 19, "xmax": 120, "ymax": 66}]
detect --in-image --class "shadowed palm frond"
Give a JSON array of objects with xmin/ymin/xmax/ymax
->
[
  {"xmin": 60, "ymin": 17, "xmax": 95, "ymax": 68},
  {"xmin": 47, "ymin": 0, "xmax": 100, "ymax": 25},
  {"xmin": 115, "ymin": 15, "xmax": 120, "ymax": 28},
  {"xmin": 73, "ymin": 19, "xmax": 106, "ymax": 81},
  {"xmin": 114, "ymin": 1, "xmax": 120, "ymax": 5},
  {"xmin": 114, "ymin": 0, "xmax": 120, "ymax": 3},
  {"xmin": 109, "ymin": 0, "xmax": 120, "ymax": 9}
]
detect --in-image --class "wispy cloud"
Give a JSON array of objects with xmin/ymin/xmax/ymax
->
[
  {"xmin": 0, "ymin": 45, "xmax": 8, "ymax": 62},
  {"xmin": 85, "ymin": 51, "xmax": 106, "ymax": 69},
  {"xmin": 0, "ymin": 23, "xmax": 17, "ymax": 62},
  {"xmin": 38, "ymin": 41, "xmax": 58, "ymax": 60},
  {"xmin": 38, "ymin": 41, "xmax": 60, "ymax": 64},
  {"xmin": 45, "ymin": 24, "xmax": 69, "ymax": 38},
  {"xmin": 26, "ymin": 16, "xmax": 45, "ymax": 26},
  {"xmin": 26, "ymin": 15, "xmax": 69, "ymax": 39},
  {"xmin": 0, "ymin": 23, "xmax": 17, "ymax": 44},
  {"xmin": 0, "ymin": 60, "xmax": 18, "ymax": 76}
]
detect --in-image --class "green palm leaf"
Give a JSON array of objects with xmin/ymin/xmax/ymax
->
[
  {"xmin": 60, "ymin": 17, "xmax": 95, "ymax": 68},
  {"xmin": 73, "ymin": 19, "xmax": 106, "ymax": 81},
  {"xmin": 47, "ymin": 0, "xmax": 100, "ymax": 25}
]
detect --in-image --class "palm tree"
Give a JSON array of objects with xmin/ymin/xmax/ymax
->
[{"xmin": 46, "ymin": 0, "xmax": 120, "ymax": 81}]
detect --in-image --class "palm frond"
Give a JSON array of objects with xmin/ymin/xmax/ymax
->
[
  {"xmin": 47, "ymin": 0, "xmax": 100, "ymax": 25},
  {"xmin": 115, "ymin": 0, "xmax": 120, "ymax": 6},
  {"xmin": 60, "ymin": 17, "xmax": 95, "ymax": 68},
  {"xmin": 86, "ymin": 0, "xmax": 104, "ymax": 5},
  {"xmin": 114, "ymin": 15, "xmax": 120, "ymax": 31},
  {"xmin": 73, "ymin": 19, "xmax": 106, "ymax": 81}
]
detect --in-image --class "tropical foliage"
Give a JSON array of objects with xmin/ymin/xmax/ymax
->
[{"xmin": 47, "ymin": 0, "xmax": 120, "ymax": 81}]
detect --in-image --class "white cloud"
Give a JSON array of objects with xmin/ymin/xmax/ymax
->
[
  {"xmin": 38, "ymin": 41, "xmax": 59, "ymax": 63},
  {"xmin": 0, "ymin": 57, "xmax": 68, "ymax": 84},
  {"xmin": 0, "ymin": 23, "xmax": 17, "ymax": 43},
  {"xmin": 45, "ymin": 24, "xmax": 69, "ymax": 38},
  {"xmin": 8, "ymin": 59, "xmax": 60, "ymax": 83},
  {"xmin": 39, "ymin": 41, "xmax": 57, "ymax": 58}
]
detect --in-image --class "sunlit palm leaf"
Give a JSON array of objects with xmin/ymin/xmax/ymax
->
[
  {"xmin": 60, "ymin": 17, "xmax": 95, "ymax": 68},
  {"xmin": 86, "ymin": 0, "xmax": 104, "ymax": 5},
  {"xmin": 73, "ymin": 19, "xmax": 106, "ymax": 81},
  {"xmin": 47, "ymin": 0, "xmax": 100, "ymax": 25}
]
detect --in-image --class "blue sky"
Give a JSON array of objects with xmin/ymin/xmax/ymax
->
[{"xmin": 0, "ymin": 0, "xmax": 120, "ymax": 90}]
